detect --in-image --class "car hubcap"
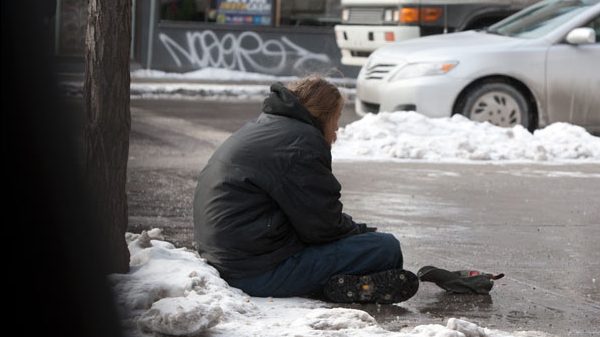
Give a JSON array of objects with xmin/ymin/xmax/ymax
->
[{"xmin": 469, "ymin": 91, "xmax": 522, "ymax": 127}]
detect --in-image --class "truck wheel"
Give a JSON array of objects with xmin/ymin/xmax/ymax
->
[{"xmin": 457, "ymin": 82, "xmax": 531, "ymax": 130}]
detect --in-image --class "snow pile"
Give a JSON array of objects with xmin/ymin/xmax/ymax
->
[
  {"xmin": 333, "ymin": 111, "xmax": 600, "ymax": 163},
  {"xmin": 292, "ymin": 308, "xmax": 376, "ymax": 330},
  {"xmin": 131, "ymin": 67, "xmax": 356, "ymax": 87},
  {"xmin": 137, "ymin": 292, "xmax": 223, "ymax": 336},
  {"xmin": 62, "ymin": 68, "xmax": 355, "ymax": 99},
  {"xmin": 60, "ymin": 81, "xmax": 271, "ymax": 100},
  {"xmin": 110, "ymin": 229, "xmax": 555, "ymax": 337},
  {"xmin": 110, "ymin": 229, "xmax": 258, "ymax": 336},
  {"xmin": 130, "ymin": 82, "xmax": 270, "ymax": 100},
  {"xmin": 131, "ymin": 68, "xmax": 286, "ymax": 82},
  {"xmin": 127, "ymin": 68, "xmax": 356, "ymax": 100}
]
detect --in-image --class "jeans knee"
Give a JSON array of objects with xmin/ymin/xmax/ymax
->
[{"xmin": 376, "ymin": 233, "xmax": 403, "ymax": 268}]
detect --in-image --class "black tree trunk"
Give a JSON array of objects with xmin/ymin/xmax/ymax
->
[{"xmin": 84, "ymin": 0, "xmax": 131, "ymax": 274}]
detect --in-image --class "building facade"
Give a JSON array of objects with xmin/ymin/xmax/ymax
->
[{"xmin": 53, "ymin": 0, "xmax": 359, "ymax": 77}]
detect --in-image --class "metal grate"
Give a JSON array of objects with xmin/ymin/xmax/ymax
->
[
  {"xmin": 351, "ymin": 51, "xmax": 372, "ymax": 57},
  {"xmin": 364, "ymin": 63, "xmax": 397, "ymax": 80},
  {"xmin": 347, "ymin": 8, "xmax": 384, "ymax": 24}
]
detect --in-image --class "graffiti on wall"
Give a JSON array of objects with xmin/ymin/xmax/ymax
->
[{"xmin": 158, "ymin": 30, "xmax": 332, "ymax": 74}]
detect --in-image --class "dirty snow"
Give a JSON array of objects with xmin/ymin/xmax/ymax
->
[
  {"xmin": 130, "ymin": 82, "xmax": 270, "ymax": 100},
  {"xmin": 131, "ymin": 68, "xmax": 287, "ymax": 82},
  {"xmin": 332, "ymin": 111, "xmax": 600, "ymax": 163},
  {"xmin": 125, "ymin": 68, "xmax": 356, "ymax": 100},
  {"xmin": 111, "ymin": 229, "xmax": 555, "ymax": 337},
  {"xmin": 130, "ymin": 68, "xmax": 357, "ymax": 86},
  {"xmin": 61, "ymin": 77, "xmax": 355, "ymax": 101}
]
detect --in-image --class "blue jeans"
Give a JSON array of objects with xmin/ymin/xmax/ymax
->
[{"xmin": 226, "ymin": 232, "xmax": 403, "ymax": 297}]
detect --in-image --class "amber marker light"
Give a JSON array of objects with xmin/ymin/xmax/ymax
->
[
  {"xmin": 398, "ymin": 7, "xmax": 442, "ymax": 23},
  {"xmin": 421, "ymin": 7, "xmax": 442, "ymax": 22},
  {"xmin": 399, "ymin": 7, "xmax": 419, "ymax": 23},
  {"xmin": 441, "ymin": 62, "xmax": 457, "ymax": 73}
]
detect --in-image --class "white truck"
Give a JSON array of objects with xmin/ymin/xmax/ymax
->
[{"xmin": 335, "ymin": 0, "xmax": 540, "ymax": 65}]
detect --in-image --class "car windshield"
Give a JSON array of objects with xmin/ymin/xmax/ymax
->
[{"xmin": 486, "ymin": 0, "xmax": 598, "ymax": 38}]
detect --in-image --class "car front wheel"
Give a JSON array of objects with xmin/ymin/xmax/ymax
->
[{"xmin": 456, "ymin": 82, "xmax": 532, "ymax": 130}]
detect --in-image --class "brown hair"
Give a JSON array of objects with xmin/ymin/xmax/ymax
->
[{"xmin": 287, "ymin": 75, "xmax": 344, "ymax": 144}]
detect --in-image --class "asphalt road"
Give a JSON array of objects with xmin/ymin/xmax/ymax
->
[{"xmin": 126, "ymin": 98, "xmax": 600, "ymax": 336}]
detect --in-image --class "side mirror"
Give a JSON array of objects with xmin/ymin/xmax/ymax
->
[{"xmin": 565, "ymin": 27, "xmax": 596, "ymax": 45}]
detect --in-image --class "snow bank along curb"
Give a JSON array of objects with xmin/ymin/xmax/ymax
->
[
  {"xmin": 130, "ymin": 68, "xmax": 357, "ymax": 88},
  {"xmin": 59, "ymin": 81, "xmax": 356, "ymax": 101},
  {"xmin": 59, "ymin": 81, "xmax": 271, "ymax": 100},
  {"xmin": 110, "ymin": 229, "xmax": 555, "ymax": 337},
  {"xmin": 59, "ymin": 68, "xmax": 356, "ymax": 100},
  {"xmin": 333, "ymin": 111, "xmax": 600, "ymax": 163}
]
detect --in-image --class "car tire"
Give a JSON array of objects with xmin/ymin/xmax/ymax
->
[{"xmin": 456, "ymin": 82, "xmax": 532, "ymax": 130}]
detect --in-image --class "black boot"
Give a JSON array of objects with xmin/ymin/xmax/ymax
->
[{"xmin": 323, "ymin": 269, "xmax": 419, "ymax": 304}]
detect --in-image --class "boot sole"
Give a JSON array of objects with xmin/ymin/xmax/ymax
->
[{"xmin": 323, "ymin": 269, "xmax": 419, "ymax": 304}]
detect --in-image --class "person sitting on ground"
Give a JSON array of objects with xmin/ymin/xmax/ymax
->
[{"xmin": 193, "ymin": 75, "xmax": 419, "ymax": 303}]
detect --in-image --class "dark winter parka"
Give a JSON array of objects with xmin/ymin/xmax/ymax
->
[{"xmin": 193, "ymin": 83, "xmax": 366, "ymax": 280}]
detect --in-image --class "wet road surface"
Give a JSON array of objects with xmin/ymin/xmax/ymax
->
[
  {"xmin": 335, "ymin": 162, "xmax": 599, "ymax": 336},
  {"xmin": 124, "ymin": 98, "xmax": 600, "ymax": 336}
]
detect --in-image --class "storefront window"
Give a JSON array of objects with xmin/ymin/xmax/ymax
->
[
  {"xmin": 160, "ymin": 0, "xmax": 341, "ymax": 27},
  {"xmin": 217, "ymin": 0, "xmax": 272, "ymax": 25},
  {"xmin": 279, "ymin": 0, "xmax": 340, "ymax": 27},
  {"xmin": 161, "ymin": 0, "xmax": 219, "ymax": 22}
]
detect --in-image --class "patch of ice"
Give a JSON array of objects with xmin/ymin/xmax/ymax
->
[{"xmin": 498, "ymin": 169, "xmax": 600, "ymax": 179}]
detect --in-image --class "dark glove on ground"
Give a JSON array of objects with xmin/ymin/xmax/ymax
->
[{"xmin": 417, "ymin": 265, "xmax": 504, "ymax": 295}]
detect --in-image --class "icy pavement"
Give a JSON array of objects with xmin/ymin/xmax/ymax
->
[
  {"xmin": 332, "ymin": 111, "xmax": 600, "ymax": 163},
  {"xmin": 111, "ymin": 229, "xmax": 557, "ymax": 337}
]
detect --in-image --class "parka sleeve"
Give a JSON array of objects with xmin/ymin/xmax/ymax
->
[{"xmin": 270, "ymin": 149, "xmax": 366, "ymax": 244}]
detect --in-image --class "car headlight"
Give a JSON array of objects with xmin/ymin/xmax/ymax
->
[{"xmin": 388, "ymin": 61, "xmax": 458, "ymax": 81}]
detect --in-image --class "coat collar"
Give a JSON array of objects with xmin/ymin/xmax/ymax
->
[{"xmin": 262, "ymin": 82, "xmax": 319, "ymax": 127}]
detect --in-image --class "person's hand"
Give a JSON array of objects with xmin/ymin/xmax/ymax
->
[{"xmin": 356, "ymin": 223, "xmax": 377, "ymax": 233}]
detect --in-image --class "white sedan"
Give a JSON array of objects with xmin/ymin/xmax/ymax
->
[{"xmin": 355, "ymin": 0, "xmax": 600, "ymax": 133}]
